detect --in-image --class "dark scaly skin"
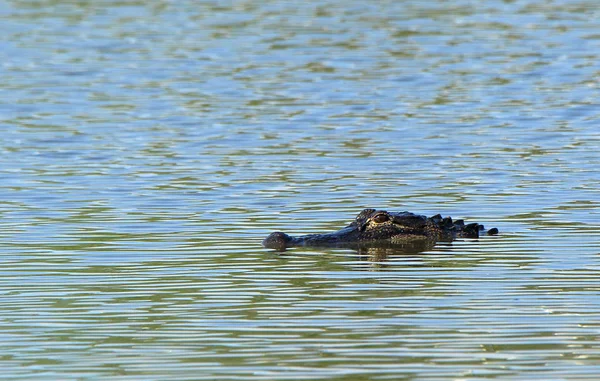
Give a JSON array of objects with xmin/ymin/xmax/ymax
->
[{"xmin": 262, "ymin": 208, "xmax": 498, "ymax": 251}]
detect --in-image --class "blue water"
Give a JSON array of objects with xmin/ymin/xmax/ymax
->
[{"xmin": 1, "ymin": 0, "xmax": 600, "ymax": 379}]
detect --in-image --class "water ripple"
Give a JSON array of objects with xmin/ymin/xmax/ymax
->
[{"xmin": 2, "ymin": 0, "xmax": 600, "ymax": 379}]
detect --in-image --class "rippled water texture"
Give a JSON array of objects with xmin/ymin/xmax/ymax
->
[{"xmin": 2, "ymin": 0, "xmax": 600, "ymax": 379}]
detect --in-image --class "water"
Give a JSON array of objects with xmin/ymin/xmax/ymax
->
[{"xmin": 2, "ymin": 0, "xmax": 600, "ymax": 379}]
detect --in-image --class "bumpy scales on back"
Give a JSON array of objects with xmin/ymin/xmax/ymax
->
[{"xmin": 263, "ymin": 208, "xmax": 498, "ymax": 251}]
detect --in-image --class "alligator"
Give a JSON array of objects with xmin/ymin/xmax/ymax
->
[{"xmin": 262, "ymin": 208, "xmax": 498, "ymax": 251}]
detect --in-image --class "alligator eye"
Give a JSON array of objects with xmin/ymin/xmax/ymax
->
[{"xmin": 371, "ymin": 213, "xmax": 389, "ymax": 223}]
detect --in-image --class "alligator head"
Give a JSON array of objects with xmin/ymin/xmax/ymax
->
[{"xmin": 262, "ymin": 208, "xmax": 498, "ymax": 251}]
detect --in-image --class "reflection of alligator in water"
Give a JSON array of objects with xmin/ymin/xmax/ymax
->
[{"xmin": 262, "ymin": 208, "xmax": 498, "ymax": 251}]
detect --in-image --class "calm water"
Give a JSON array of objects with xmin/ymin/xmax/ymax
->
[{"xmin": 2, "ymin": 0, "xmax": 600, "ymax": 379}]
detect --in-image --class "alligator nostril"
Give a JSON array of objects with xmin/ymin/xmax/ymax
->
[{"xmin": 262, "ymin": 232, "xmax": 291, "ymax": 251}]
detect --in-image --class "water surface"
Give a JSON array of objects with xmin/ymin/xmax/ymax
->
[{"xmin": 1, "ymin": 0, "xmax": 600, "ymax": 379}]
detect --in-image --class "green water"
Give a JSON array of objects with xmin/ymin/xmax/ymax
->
[{"xmin": 1, "ymin": 0, "xmax": 600, "ymax": 379}]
